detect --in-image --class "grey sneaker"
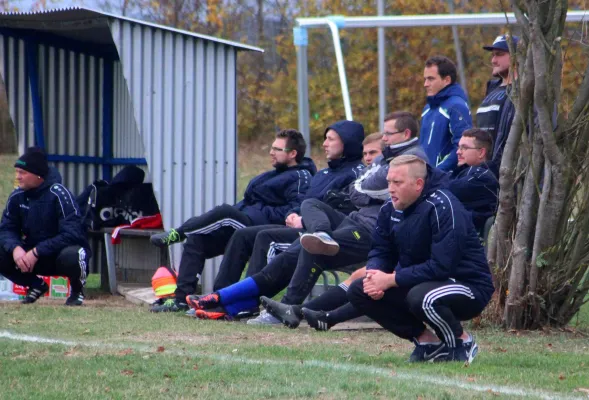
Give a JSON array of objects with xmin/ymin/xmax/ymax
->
[
  {"xmin": 150, "ymin": 229, "xmax": 182, "ymax": 247},
  {"xmin": 246, "ymin": 310, "xmax": 281, "ymax": 325},
  {"xmin": 300, "ymin": 232, "xmax": 340, "ymax": 256}
]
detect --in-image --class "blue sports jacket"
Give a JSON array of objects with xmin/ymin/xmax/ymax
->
[{"xmin": 419, "ymin": 83, "xmax": 472, "ymax": 172}]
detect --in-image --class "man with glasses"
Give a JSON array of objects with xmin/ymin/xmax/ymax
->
[
  {"xmin": 150, "ymin": 129, "xmax": 315, "ymax": 312},
  {"xmin": 206, "ymin": 120, "xmax": 366, "ymax": 296},
  {"xmin": 450, "ymin": 128, "xmax": 498, "ymax": 234}
]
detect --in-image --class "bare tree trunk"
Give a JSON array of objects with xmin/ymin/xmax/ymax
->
[
  {"xmin": 494, "ymin": 44, "xmax": 534, "ymax": 269},
  {"xmin": 503, "ymin": 131, "xmax": 542, "ymax": 328}
]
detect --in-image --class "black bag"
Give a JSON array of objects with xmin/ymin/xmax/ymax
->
[
  {"xmin": 77, "ymin": 167, "xmax": 160, "ymax": 230},
  {"xmin": 323, "ymin": 189, "xmax": 358, "ymax": 215}
]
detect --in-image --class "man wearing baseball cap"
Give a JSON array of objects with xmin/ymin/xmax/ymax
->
[
  {"xmin": 476, "ymin": 34, "xmax": 519, "ymax": 173},
  {"xmin": 0, "ymin": 147, "xmax": 90, "ymax": 306}
]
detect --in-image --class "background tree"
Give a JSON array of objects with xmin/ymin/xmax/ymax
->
[{"xmin": 488, "ymin": 0, "xmax": 589, "ymax": 329}]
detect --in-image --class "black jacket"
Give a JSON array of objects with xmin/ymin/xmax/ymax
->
[
  {"xmin": 485, "ymin": 79, "xmax": 515, "ymax": 175},
  {"xmin": 235, "ymin": 158, "xmax": 317, "ymax": 225},
  {"xmin": 367, "ymin": 165, "xmax": 494, "ymax": 297},
  {"xmin": 449, "ymin": 163, "xmax": 499, "ymax": 234},
  {"xmin": 0, "ymin": 168, "xmax": 90, "ymax": 257}
]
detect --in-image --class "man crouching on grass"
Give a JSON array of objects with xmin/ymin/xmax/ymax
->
[
  {"xmin": 348, "ymin": 155, "xmax": 494, "ymax": 364},
  {"xmin": 0, "ymin": 147, "xmax": 90, "ymax": 306}
]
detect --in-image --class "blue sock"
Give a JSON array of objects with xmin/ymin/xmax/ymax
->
[
  {"xmin": 218, "ymin": 277, "xmax": 260, "ymax": 305},
  {"xmin": 225, "ymin": 298, "xmax": 259, "ymax": 316}
]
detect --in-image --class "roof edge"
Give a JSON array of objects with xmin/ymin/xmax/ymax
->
[{"xmin": 0, "ymin": 6, "xmax": 264, "ymax": 53}]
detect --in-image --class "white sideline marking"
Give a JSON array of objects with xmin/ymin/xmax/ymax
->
[{"xmin": 0, "ymin": 330, "xmax": 585, "ymax": 400}]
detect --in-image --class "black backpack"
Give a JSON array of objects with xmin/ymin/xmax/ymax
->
[{"xmin": 77, "ymin": 166, "xmax": 160, "ymax": 231}]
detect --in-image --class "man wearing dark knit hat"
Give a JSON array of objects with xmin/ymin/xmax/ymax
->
[{"xmin": 0, "ymin": 147, "xmax": 90, "ymax": 305}]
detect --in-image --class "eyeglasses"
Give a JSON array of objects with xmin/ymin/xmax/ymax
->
[
  {"xmin": 457, "ymin": 145, "xmax": 481, "ymax": 151},
  {"xmin": 382, "ymin": 130, "xmax": 404, "ymax": 136},
  {"xmin": 270, "ymin": 146, "xmax": 292, "ymax": 153}
]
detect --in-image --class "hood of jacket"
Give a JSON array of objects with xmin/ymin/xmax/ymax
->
[{"xmin": 324, "ymin": 120, "xmax": 364, "ymax": 167}]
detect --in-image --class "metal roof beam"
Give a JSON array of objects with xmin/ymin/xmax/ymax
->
[{"xmin": 296, "ymin": 11, "xmax": 588, "ymax": 28}]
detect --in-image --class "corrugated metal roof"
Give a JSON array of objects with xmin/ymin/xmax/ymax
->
[{"xmin": 0, "ymin": 6, "xmax": 264, "ymax": 53}]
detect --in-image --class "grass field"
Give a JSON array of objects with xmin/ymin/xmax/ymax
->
[
  {"xmin": 0, "ymin": 153, "xmax": 16, "ymax": 211},
  {"xmin": 0, "ymin": 276, "xmax": 588, "ymax": 399}
]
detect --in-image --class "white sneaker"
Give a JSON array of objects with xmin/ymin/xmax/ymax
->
[
  {"xmin": 300, "ymin": 232, "xmax": 340, "ymax": 256},
  {"xmin": 246, "ymin": 310, "xmax": 281, "ymax": 325}
]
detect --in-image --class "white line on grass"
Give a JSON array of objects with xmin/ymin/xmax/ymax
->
[{"xmin": 0, "ymin": 330, "xmax": 584, "ymax": 400}]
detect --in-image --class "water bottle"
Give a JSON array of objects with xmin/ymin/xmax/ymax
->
[
  {"xmin": 0, "ymin": 292, "xmax": 19, "ymax": 302},
  {"xmin": 0, "ymin": 274, "xmax": 19, "ymax": 301}
]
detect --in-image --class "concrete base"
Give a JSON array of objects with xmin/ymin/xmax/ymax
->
[{"xmin": 117, "ymin": 284, "xmax": 156, "ymax": 306}]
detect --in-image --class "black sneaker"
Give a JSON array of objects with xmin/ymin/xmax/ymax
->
[
  {"xmin": 150, "ymin": 298, "xmax": 188, "ymax": 312},
  {"xmin": 436, "ymin": 337, "xmax": 479, "ymax": 364},
  {"xmin": 302, "ymin": 307, "xmax": 332, "ymax": 331},
  {"xmin": 21, "ymin": 282, "xmax": 49, "ymax": 304},
  {"xmin": 65, "ymin": 291, "xmax": 85, "ymax": 306},
  {"xmin": 234, "ymin": 307, "xmax": 260, "ymax": 319},
  {"xmin": 260, "ymin": 296, "xmax": 301, "ymax": 329},
  {"xmin": 408, "ymin": 341, "xmax": 448, "ymax": 363},
  {"xmin": 150, "ymin": 229, "xmax": 182, "ymax": 247}
]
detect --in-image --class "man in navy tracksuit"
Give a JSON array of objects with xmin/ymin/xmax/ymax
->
[
  {"xmin": 0, "ymin": 147, "xmax": 90, "ymax": 306},
  {"xmin": 209, "ymin": 120, "xmax": 365, "ymax": 292},
  {"xmin": 150, "ymin": 129, "xmax": 315, "ymax": 312},
  {"xmin": 348, "ymin": 155, "xmax": 494, "ymax": 364},
  {"xmin": 420, "ymin": 56, "xmax": 472, "ymax": 172},
  {"xmin": 449, "ymin": 128, "xmax": 499, "ymax": 235}
]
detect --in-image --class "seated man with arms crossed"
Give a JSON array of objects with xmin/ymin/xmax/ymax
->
[
  {"xmin": 209, "ymin": 120, "xmax": 366, "ymax": 293},
  {"xmin": 150, "ymin": 129, "xmax": 314, "ymax": 312}
]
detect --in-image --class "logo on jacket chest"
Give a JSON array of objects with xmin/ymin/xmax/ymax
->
[{"xmin": 19, "ymin": 204, "xmax": 30, "ymax": 210}]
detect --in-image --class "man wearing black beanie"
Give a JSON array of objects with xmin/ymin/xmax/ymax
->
[{"xmin": 0, "ymin": 147, "xmax": 90, "ymax": 305}]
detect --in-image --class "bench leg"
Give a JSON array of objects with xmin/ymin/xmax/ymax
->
[{"xmin": 103, "ymin": 233, "xmax": 118, "ymax": 294}]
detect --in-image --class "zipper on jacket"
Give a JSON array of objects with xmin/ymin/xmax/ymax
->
[{"xmin": 428, "ymin": 122, "xmax": 435, "ymax": 145}]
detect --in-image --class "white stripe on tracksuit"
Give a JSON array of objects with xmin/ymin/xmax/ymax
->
[
  {"xmin": 266, "ymin": 242, "xmax": 292, "ymax": 263},
  {"xmin": 184, "ymin": 218, "xmax": 246, "ymax": 236},
  {"xmin": 77, "ymin": 248, "xmax": 87, "ymax": 287},
  {"xmin": 421, "ymin": 284, "xmax": 475, "ymax": 348}
]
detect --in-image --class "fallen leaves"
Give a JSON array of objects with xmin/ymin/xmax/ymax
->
[
  {"xmin": 117, "ymin": 348, "xmax": 133, "ymax": 356},
  {"xmin": 157, "ymin": 346, "xmax": 165, "ymax": 353},
  {"xmin": 120, "ymin": 369, "xmax": 134, "ymax": 376}
]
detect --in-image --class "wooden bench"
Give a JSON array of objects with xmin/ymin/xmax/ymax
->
[{"xmin": 89, "ymin": 228, "xmax": 168, "ymax": 294}]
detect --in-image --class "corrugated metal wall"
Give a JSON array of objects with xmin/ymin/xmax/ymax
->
[
  {"xmin": 109, "ymin": 19, "xmax": 237, "ymax": 292},
  {"xmin": 0, "ymin": 35, "xmax": 106, "ymax": 195},
  {"xmin": 112, "ymin": 61, "xmax": 148, "ymax": 178},
  {"xmin": 0, "ymin": 36, "xmax": 33, "ymax": 162}
]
